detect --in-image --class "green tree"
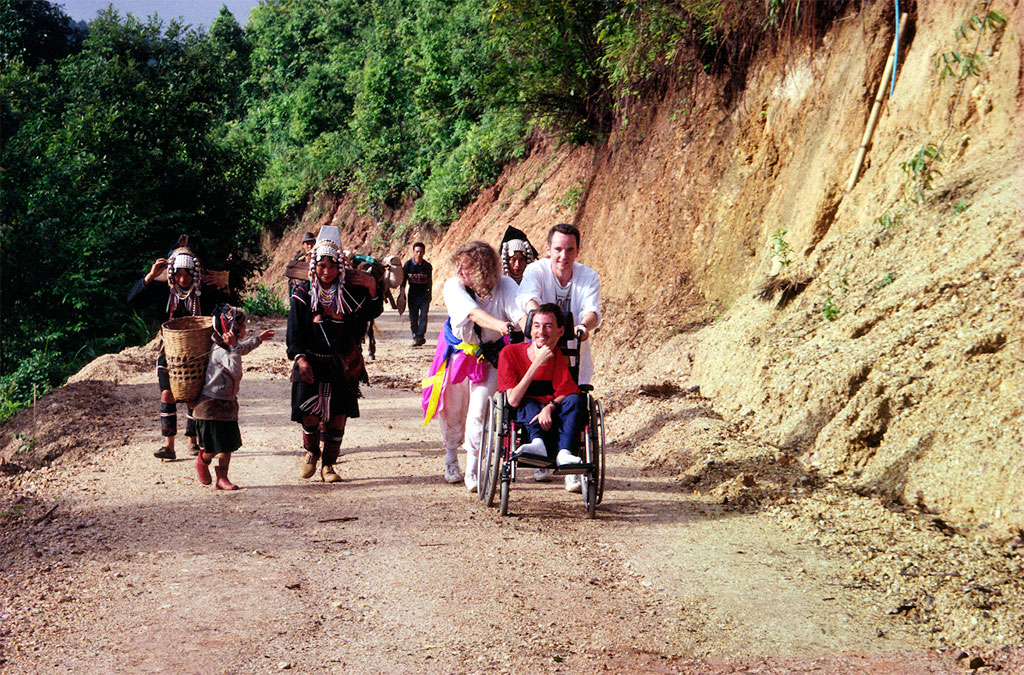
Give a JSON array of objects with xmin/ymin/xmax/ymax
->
[
  {"xmin": 1, "ymin": 8, "xmax": 261, "ymax": 408},
  {"xmin": 0, "ymin": 0, "xmax": 84, "ymax": 67},
  {"xmin": 488, "ymin": 0, "xmax": 616, "ymax": 142}
]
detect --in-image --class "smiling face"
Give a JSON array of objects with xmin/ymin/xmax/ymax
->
[
  {"xmin": 315, "ymin": 257, "xmax": 339, "ymax": 285},
  {"xmin": 546, "ymin": 232, "xmax": 578, "ymax": 283},
  {"xmin": 530, "ymin": 310, "xmax": 563, "ymax": 349}
]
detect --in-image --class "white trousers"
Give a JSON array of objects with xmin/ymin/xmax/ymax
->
[
  {"xmin": 438, "ymin": 367, "xmax": 496, "ymax": 460},
  {"xmin": 464, "ymin": 367, "xmax": 497, "ymax": 459},
  {"xmin": 438, "ymin": 378, "xmax": 470, "ymax": 453}
]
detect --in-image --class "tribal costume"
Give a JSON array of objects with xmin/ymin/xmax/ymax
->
[
  {"xmin": 287, "ymin": 280, "xmax": 381, "ymax": 421},
  {"xmin": 192, "ymin": 305, "xmax": 268, "ymax": 490},
  {"xmin": 127, "ymin": 243, "xmax": 230, "ymax": 459},
  {"xmin": 286, "ymin": 227, "xmax": 382, "ymax": 482},
  {"xmin": 499, "ymin": 225, "xmax": 538, "ymax": 285}
]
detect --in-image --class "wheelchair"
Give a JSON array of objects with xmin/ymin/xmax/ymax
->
[{"xmin": 476, "ymin": 314, "xmax": 606, "ymax": 518}]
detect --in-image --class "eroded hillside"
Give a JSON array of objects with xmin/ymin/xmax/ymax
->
[{"xmin": 266, "ymin": 1, "xmax": 1023, "ymax": 534}]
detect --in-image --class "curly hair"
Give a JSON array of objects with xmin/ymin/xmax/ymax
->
[{"xmin": 451, "ymin": 240, "xmax": 500, "ymax": 297}]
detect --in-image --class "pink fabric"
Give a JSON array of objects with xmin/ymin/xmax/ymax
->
[{"xmin": 421, "ymin": 333, "xmax": 487, "ymax": 418}]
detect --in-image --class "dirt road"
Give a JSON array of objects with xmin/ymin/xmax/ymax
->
[{"xmin": 0, "ymin": 309, "xmax": 1004, "ymax": 673}]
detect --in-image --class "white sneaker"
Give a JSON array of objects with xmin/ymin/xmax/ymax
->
[
  {"xmin": 564, "ymin": 474, "xmax": 582, "ymax": 493},
  {"xmin": 444, "ymin": 460, "xmax": 462, "ymax": 484},
  {"xmin": 556, "ymin": 449, "xmax": 582, "ymax": 466},
  {"xmin": 465, "ymin": 471, "xmax": 479, "ymax": 491},
  {"xmin": 533, "ymin": 469, "xmax": 553, "ymax": 482}
]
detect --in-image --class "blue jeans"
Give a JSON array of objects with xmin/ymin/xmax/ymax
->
[
  {"xmin": 408, "ymin": 292, "xmax": 429, "ymax": 340},
  {"xmin": 515, "ymin": 394, "xmax": 581, "ymax": 459}
]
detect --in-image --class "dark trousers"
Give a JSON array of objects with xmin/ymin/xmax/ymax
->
[
  {"xmin": 408, "ymin": 292, "xmax": 429, "ymax": 340},
  {"xmin": 515, "ymin": 394, "xmax": 581, "ymax": 459}
]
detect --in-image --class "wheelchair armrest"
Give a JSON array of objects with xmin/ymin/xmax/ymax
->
[{"xmin": 579, "ymin": 384, "xmax": 594, "ymax": 392}]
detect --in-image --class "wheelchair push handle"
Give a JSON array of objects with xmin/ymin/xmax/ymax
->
[{"xmin": 505, "ymin": 321, "xmax": 525, "ymax": 343}]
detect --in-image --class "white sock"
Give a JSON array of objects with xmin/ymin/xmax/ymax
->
[
  {"xmin": 520, "ymin": 437, "xmax": 546, "ymax": 455},
  {"xmin": 556, "ymin": 449, "xmax": 582, "ymax": 465},
  {"xmin": 466, "ymin": 453, "xmax": 478, "ymax": 477},
  {"xmin": 445, "ymin": 447, "xmax": 458, "ymax": 463}
]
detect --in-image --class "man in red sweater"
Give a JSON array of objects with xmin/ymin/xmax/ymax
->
[{"xmin": 497, "ymin": 303, "xmax": 583, "ymax": 466}]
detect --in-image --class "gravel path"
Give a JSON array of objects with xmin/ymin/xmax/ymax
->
[{"xmin": 0, "ymin": 309, "xmax": 1001, "ymax": 673}]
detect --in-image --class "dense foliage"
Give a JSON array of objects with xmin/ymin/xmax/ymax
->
[
  {"xmin": 1, "ymin": 7, "xmax": 263, "ymax": 412},
  {"xmin": 1, "ymin": 0, "xmax": 845, "ymax": 418}
]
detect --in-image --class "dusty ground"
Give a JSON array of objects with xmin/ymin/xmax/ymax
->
[{"xmin": 2, "ymin": 308, "xmax": 1022, "ymax": 673}]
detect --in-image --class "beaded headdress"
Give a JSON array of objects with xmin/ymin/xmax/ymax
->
[
  {"xmin": 167, "ymin": 246, "xmax": 202, "ymax": 316},
  {"xmin": 500, "ymin": 238, "xmax": 536, "ymax": 282},
  {"xmin": 309, "ymin": 226, "xmax": 346, "ymax": 313}
]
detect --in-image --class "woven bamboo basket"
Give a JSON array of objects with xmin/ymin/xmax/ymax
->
[
  {"xmin": 205, "ymin": 269, "xmax": 230, "ymax": 287},
  {"xmin": 162, "ymin": 316, "xmax": 213, "ymax": 403}
]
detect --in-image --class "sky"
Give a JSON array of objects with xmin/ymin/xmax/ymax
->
[{"xmin": 61, "ymin": 1, "xmax": 263, "ymax": 30}]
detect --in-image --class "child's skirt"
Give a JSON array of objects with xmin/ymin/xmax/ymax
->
[{"xmin": 195, "ymin": 419, "xmax": 242, "ymax": 454}]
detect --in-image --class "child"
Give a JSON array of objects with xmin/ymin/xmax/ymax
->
[{"xmin": 193, "ymin": 304, "xmax": 274, "ymax": 490}]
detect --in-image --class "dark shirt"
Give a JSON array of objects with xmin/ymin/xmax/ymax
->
[
  {"xmin": 127, "ymin": 277, "xmax": 230, "ymax": 320},
  {"xmin": 403, "ymin": 259, "xmax": 432, "ymax": 297},
  {"xmin": 286, "ymin": 273, "xmax": 384, "ymax": 365}
]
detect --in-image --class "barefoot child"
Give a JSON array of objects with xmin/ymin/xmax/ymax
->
[{"xmin": 194, "ymin": 304, "xmax": 274, "ymax": 490}]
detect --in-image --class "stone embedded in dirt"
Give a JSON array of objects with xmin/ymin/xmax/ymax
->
[
  {"xmin": 740, "ymin": 474, "xmax": 756, "ymax": 487},
  {"xmin": 968, "ymin": 655, "xmax": 987, "ymax": 669}
]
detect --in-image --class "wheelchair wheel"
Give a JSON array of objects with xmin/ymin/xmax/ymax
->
[
  {"xmin": 499, "ymin": 477, "xmax": 510, "ymax": 516},
  {"xmin": 483, "ymin": 394, "xmax": 505, "ymax": 507},
  {"xmin": 584, "ymin": 475, "xmax": 597, "ymax": 519},
  {"xmin": 477, "ymin": 397, "xmax": 495, "ymax": 501},
  {"xmin": 593, "ymin": 398, "xmax": 606, "ymax": 505}
]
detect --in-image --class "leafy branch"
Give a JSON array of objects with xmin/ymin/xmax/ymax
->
[{"xmin": 872, "ymin": 1, "xmax": 1004, "ymax": 231}]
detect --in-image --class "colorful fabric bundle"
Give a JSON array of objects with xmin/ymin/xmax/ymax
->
[{"xmin": 420, "ymin": 318, "xmax": 488, "ymax": 426}]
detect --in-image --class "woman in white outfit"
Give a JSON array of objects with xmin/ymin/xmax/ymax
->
[{"xmin": 442, "ymin": 241, "xmax": 524, "ymax": 491}]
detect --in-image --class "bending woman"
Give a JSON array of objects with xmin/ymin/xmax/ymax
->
[{"xmin": 435, "ymin": 241, "xmax": 524, "ymax": 491}]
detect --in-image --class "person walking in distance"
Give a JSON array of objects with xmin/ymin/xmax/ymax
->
[{"xmin": 402, "ymin": 242, "xmax": 432, "ymax": 346}]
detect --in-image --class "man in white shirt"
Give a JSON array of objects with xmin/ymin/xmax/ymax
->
[{"xmin": 517, "ymin": 223, "xmax": 601, "ymax": 492}]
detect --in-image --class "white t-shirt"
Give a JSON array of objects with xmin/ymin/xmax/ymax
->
[
  {"xmin": 444, "ymin": 275, "xmax": 525, "ymax": 345},
  {"xmin": 517, "ymin": 259, "xmax": 601, "ymax": 385}
]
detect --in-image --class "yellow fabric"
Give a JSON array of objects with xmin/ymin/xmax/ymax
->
[
  {"xmin": 420, "ymin": 358, "xmax": 448, "ymax": 427},
  {"xmin": 420, "ymin": 341, "xmax": 483, "ymax": 427}
]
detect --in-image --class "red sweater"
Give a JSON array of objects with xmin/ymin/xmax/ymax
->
[{"xmin": 497, "ymin": 342, "xmax": 579, "ymax": 404}]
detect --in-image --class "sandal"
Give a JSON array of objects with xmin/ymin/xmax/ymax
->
[{"xmin": 153, "ymin": 446, "xmax": 176, "ymax": 461}]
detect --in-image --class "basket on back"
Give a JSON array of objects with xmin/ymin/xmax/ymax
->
[
  {"xmin": 162, "ymin": 316, "xmax": 213, "ymax": 403},
  {"xmin": 205, "ymin": 269, "xmax": 230, "ymax": 287}
]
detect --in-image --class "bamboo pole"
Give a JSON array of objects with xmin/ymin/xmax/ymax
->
[{"xmin": 845, "ymin": 13, "xmax": 909, "ymax": 193}]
